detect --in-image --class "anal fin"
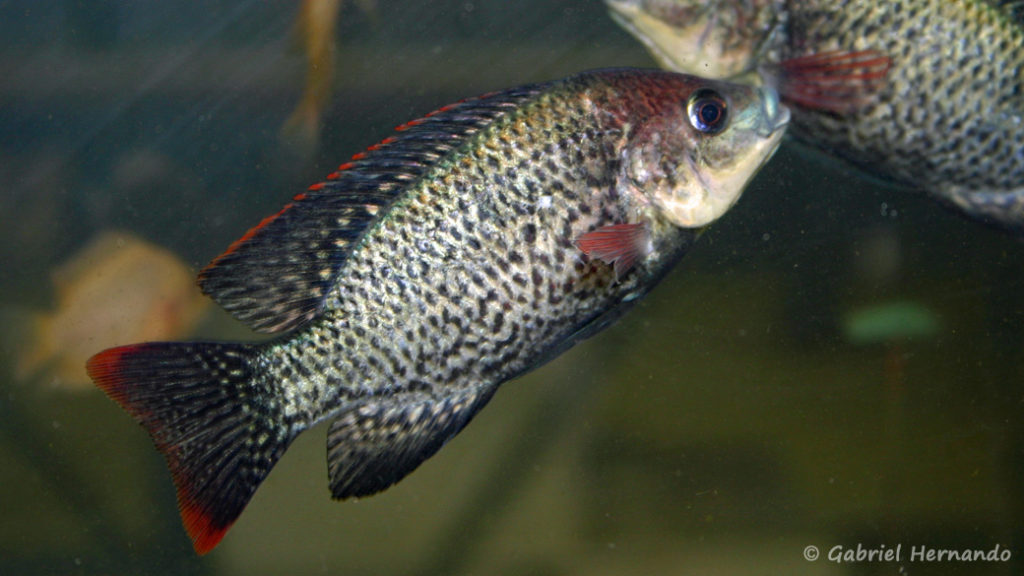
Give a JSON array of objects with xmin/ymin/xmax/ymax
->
[
  {"xmin": 327, "ymin": 386, "xmax": 497, "ymax": 499},
  {"xmin": 937, "ymin": 184, "xmax": 1024, "ymax": 235}
]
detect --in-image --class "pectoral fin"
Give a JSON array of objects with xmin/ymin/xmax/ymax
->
[
  {"xmin": 774, "ymin": 49, "xmax": 891, "ymax": 114},
  {"xmin": 574, "ymin": 222, "xmax": 650, "ymax": 278}
]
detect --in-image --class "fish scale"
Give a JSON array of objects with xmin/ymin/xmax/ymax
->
[
  {"xmin": 609, "ymin": 0, "xmax": 1024, "ymax": 231},
  {"xmin": 779, "ymin": 0, "xmax": 1024, "ymax": 200},
  {"xmin": 279, "ymin": 92, "xmax": 633, "ymax": 421},
  {"xmin": 87, "ymin": 68, "xmax": 788, "ymax": 553}
]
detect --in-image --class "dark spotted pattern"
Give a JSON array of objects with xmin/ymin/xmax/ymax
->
[
  {"xmin": 198, "ymin": 85, "xmax": 550, "ymax": 333},
  {"xmin": 777, "ymin": 0, "xmax": 1024, "ymax": 229},
  {"xmin": 88, "ymin": 68, "xmax": 785, "ymax": 552},
  {"xmin": 87, "ymin": 67, "xmax": 792, "ymax": 554},
  {"xmin": 256, "ymin": 70, "xmax": 706, "ymax": 496}
]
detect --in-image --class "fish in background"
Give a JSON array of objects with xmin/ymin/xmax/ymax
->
[
  {"xmin": 607, "ymin": 0, "xmax": 1024, "ymax": 233},
  {"xmin": 14, "ymin": 232, "xmax": 209, "ymax": 390},
  {"xmin": 88, "ymin": 68, "xmax": 789, "ymax": 553},
  {"xmin": 281, "ymin": 0, "xmax": 377, "ymax": 154}
]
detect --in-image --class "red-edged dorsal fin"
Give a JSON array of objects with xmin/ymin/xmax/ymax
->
[
  {"xmin": 198, "ymin": 84, "xmax": 547, "ymax": 333},
  {"xmin": 775, "ymin": 50, "xmax": 892, "ymax": 114},
  {"xmin": 574, "ymin": 223, "xmax": 650, "ymax": 278}
]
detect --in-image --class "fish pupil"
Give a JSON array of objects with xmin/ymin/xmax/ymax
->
[
  {"xmin": 700, "ymin": 104, "xmax": 721, "ymax": 125},
  {"xmin": 687, "ymin": 89, "xmax": 728, "ymax": 134}
]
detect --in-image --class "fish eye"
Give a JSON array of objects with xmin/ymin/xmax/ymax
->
[{"xmin": 687, "ymin": 89, "xmax": 728, "ymax": 134}]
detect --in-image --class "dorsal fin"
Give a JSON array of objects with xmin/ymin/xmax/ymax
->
[
  {"xmin": 990, "ymin": 0, "xmax": 1024, "ymax": 22},
  {"xmin": 198, "ymin": 85, "xmax": 545, "ymax": 333}
]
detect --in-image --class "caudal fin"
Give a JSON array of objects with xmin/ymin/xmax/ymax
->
[{"xmin": 87, "ymin": 342, "xmax": 293, "ymax": 554}]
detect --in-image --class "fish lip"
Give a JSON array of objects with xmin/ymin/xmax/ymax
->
[{"xmin": 758, "ymin": 86, "xmax": 791, "ymax": 136}]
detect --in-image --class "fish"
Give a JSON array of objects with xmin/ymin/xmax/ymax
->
[
  {"xmin": 607, "ymin": 0, "xmax": 1024, "ymax": 233},
  {"xmin": 282, "ymin": 0, "xmax": 377, "ymax": 154},
  {"xmin": 607, "ymin": 0, "xmax": 782, "ymax": 79},
  {"xmin": 15, "ymin": 231, "xmax": 209, "ymax": 390},
  {"xmin": 87, "ymin": 68, "xmax": 789, "ymax": 554}
]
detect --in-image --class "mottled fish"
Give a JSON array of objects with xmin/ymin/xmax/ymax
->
[
  {"xmin": 87, "ymin": 68, "xmax": 788, "ymax": 554},
  {"xmin": 608, "ymin": 0, "xmax": 1024, "ymax": 232},
  {"xmin": 17, "ymin": 231, "xmax": 209, "ymax": 390}
]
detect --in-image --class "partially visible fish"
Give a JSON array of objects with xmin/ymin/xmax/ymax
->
[
  {"xmin": 608, "ymin": 0, "xmax": 1024, "ymax": 233},
  {"xmin": 607, "ymin": 0, "xmax": 782, "ymax": 78},
  {"xmin": 16, "ymin": 231, "xmax": 209, "ymax": 390},
  {"xmin": 88, "ymin": 68, "xmax": 788, "ymax": 554},
  {"xmin": 281, "ymin": 0, "xmax": 377, "ymax": 153}
]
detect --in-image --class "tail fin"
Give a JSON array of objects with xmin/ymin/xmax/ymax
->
[{"xmin": 87, "ymin": 342, "xmax": 293, "ymax": 554}]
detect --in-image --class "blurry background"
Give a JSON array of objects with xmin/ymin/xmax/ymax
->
[{"xmin": 1, "ymin": 1, "xmax": 1022, "ymax": 574}]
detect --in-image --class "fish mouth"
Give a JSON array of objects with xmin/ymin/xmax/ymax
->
[{"xmin": 758, "ymin": 85, "xmax": 790, "ymax": 137}]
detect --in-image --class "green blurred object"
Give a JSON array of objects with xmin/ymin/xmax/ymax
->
[{"xmin": 842, "ymin": 301, "xmax": 942, "ymax": 346}]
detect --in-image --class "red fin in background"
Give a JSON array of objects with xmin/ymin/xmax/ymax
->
[
  {"xmin": 87, "ymin": 342, "xmax": 293, "ymax": 555},
  {"xmin": 574, "ymin": 223, "xmax": 650, "ymax": 278},
  {"xmin": 775, "ymin": 50, "xmax": 891, "ymax": 114}
]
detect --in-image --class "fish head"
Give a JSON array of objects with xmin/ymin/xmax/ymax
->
[
  {"xmin": 606, "ymin": 0, "xmax": 781, "ymax": 79},
  {"xmin": 619, "ymin": 74, "xmax": 790, "ymax": 228}
]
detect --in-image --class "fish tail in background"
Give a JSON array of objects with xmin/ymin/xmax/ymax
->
[
  {"xmin": 8, "ymin": 309, "xmax": 51, "ymax": 380},
  {"xmin": 87, "ymin": 342, "xmax": 293, "ymax": 554},
  {"xmin": 281, "ymin": 0, "xmax": 344, "ymax": 155},
  {"xmin": 771, "ymin": 50, "xmax": 891, "ymax": 114}
]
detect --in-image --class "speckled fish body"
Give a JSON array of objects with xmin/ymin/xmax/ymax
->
[
  {"xmin": 608, "ymin": 0, "xmax": 1024, "ymax": 232},
  {"xmin": 87, "ymin": 68, "xmax": 788, "ymax": 554}
]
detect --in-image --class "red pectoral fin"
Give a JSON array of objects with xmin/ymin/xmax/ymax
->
[
  {"xmin": 777, "ymin": 50, "xmax": 892, "ymax": 114},
  {"xmin": 574, "ymin": 223, "xmax": 649, "ymax": 278}
]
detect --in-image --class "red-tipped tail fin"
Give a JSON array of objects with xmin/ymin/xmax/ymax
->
[
  {"xmin": 775, "ymin": 49, "xmax": 892, "ymax": 114},
  {"xmin": 87, "ymin": 342, "xmax": 292, "ymax": 554}
]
